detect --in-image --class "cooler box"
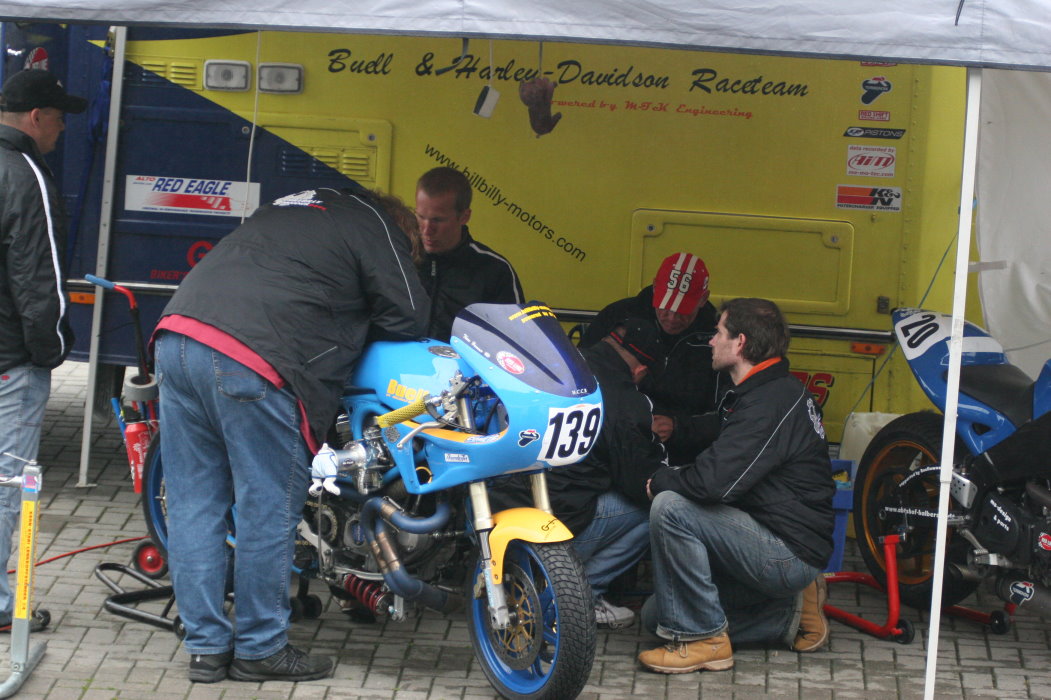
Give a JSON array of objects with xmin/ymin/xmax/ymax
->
[{"xmin": 825, "ymin": 459, "xmax": 854, "ymax": 573}]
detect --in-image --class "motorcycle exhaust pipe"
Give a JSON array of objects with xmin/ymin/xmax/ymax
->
[
  {"xmin": 359, "ymin": 498, "xmax": 463, "ymax": 615},
  {"xmin": 372, "ymin": 525, "xmax": 463, "ymax": 614},
  {"xmin": 995, "ymin": 575, "xmax": 1051, "ymax": 616}
]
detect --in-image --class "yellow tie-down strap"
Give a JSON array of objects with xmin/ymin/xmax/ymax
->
[
  {"xmin": 487, "ymin": 507, "xmax": 573, "ymax": 584},
  {"xmin": 376, "ymin": 392, "xmax": 430, "ymax": 428}
]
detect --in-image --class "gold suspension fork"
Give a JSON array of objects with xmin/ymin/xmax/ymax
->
[{"xmin": 470, "ymin": 481, "xmax": 511, "ymax": 629}]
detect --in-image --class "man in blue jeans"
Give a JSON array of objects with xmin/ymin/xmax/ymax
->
[
  {"xmin": 491, "ymin": 318, "xmax": 668, "ymax": 628},
  {"xmin": 0, "ymin": 70, "xmax": 87, "ymax": 633},
  {"xmin": 638, "ymin": 298, "xmax": 835, "ymax": 673},
  {"xmin": 154, "ymin": 186, "xmax": 428, "ymax": 683}
]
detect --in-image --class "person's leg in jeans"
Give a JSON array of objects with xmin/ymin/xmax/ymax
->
[
  {"xmin": 571, "ymin": 490, "xmax": 649, "ymax": 627},
  {"xmin": 571, "ymin": 490, "xmax": 649, "ymax": 598},
  {"xmin": 646, "ymin": 490, "xmax": 816, "ymax": 644},
  {"xmin": 158, "ymin": 334, "xmax": 311, "ymax": 659},
  {"xmin": 0, "ymin": 364, "xmax": 50, "ymax": 624},
  {"xmin": 157, "ymin": 334, "xmax": 237, "ymax": 656}
]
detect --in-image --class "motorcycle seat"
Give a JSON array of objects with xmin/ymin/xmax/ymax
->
[{"xmin": 958, "ymin": 364, "xmax": 1034, "ymax": 428}]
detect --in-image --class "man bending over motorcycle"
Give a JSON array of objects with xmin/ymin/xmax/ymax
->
[
  {"xmin": 638, "ymin": 297, "xmax": 835, "ymax": 674},
  {"xmin": 153, "ymin": 185, "xmax": 429, "ymax": 684}
]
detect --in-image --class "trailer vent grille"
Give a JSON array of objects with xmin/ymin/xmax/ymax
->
[
  {"xmin": 134, "ymin": 59, "xmax": 202, "ymax": 90},
  {"xmin": 279, "ymin": 148, "xmax": 374, "ymax": 181}
]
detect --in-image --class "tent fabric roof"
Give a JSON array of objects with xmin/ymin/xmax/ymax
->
[{"xmin": 1, "ymin": 0, "xmax": 1049, "ymax": 71}]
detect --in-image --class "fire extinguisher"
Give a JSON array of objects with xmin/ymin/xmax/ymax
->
[{"xmin": 123, "ymin": 419, "xmax": 151, "ymax": 493}]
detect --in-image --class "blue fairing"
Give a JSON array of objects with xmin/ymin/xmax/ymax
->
[
  {"xmin": 344, "ymin": 303, "xmax": 602, "ymax": 494},
  {"xmin": 892, "ymin": 308, "xmax": 1046, "ymax": 453}
]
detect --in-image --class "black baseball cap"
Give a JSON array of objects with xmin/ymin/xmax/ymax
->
[
  {"xmin": 1, "ymin": 70, "xmax": 87, "ymax": 114},
  {"xmin": 610, "ymin": 318, "xmax": 667, "ymax": 370}
]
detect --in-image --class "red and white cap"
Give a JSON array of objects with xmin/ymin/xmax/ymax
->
[{"xmin": 652, "ymin": 253, "xmax": 710, "ymax": 316}]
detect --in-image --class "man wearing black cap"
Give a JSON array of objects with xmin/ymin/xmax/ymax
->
[
  {"xmin": 0, "ymin": 69, "xmax": 87, "ymax": 633},
  {"xmin": 491, "ymin": 318, "xmax": 668, "ymax": 628}
]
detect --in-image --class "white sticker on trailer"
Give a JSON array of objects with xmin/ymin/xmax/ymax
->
[{"xmin": 125, "ymin": 175, "xmax": 260, "ymax": 218}]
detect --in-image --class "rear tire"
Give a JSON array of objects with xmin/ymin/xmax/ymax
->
[
  {"xmin": 141, "ymin": 433, "xmax": 168, "ymax": 559},
  {"xmin": 854, "ymin": 412, "xmax": 979, "ymax": 609}
]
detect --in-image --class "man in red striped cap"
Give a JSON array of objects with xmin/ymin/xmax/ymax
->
[{"xmin": 582, "ymin": 252, "xmax": 722, "ymax": 463}]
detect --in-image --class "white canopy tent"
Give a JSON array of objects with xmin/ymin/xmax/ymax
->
[
  {"xmin": 0, "ymin": 3, "xmax": 1047, "ymax": 698},
  {"xmin": 0, "ymin": 0, "xmax": 1048, "ymax": 70}
]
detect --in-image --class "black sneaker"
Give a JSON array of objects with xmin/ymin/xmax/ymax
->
[
  {"xmin": 0, "ymin": 608, "xmax": 49, "ymax": 633},
  {"xmin": 228, "ymin": 644, "xmax": 333, "ymax": 682},
  {"xmin": 188, "ymin": 650, "xmax": 233, "ymax": 683}
]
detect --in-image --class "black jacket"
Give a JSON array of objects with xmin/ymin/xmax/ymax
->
[
  {"xmin": 582, "ymin": 286, "xmax": 723, "ymax": 461},
  {"xmin": 0, "ymin": 125, "xmax": 73, "ymax": 373},
  {"xmin": 419, "ymin": 227, "xmax": 523, "ymax": 341},
  {"xmin": 160, "ymin": 185, "xmax": 429, "ymax": 445},
  {"xmin": 491, "ymin": 341, "xmax": 667, "ymax": 535},
  {"xmin": 650, "ymin": 359, "xmax": 835, "ymax": 569}
]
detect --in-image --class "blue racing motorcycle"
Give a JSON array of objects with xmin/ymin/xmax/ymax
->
[
  {"xmin": 141, "ymin": 303, "xmax": 602, "ymax": 699},
  {"xmin": 855, "ymin": 308, "xmax": 1051, "ymax": 625}
]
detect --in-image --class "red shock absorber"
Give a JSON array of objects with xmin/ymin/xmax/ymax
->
[{"xmin": 341, "ymin": 573, "xmax": 391, "ymax": 615}]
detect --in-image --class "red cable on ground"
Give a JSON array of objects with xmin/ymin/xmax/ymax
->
[{"xmin": 7, "ymin": 536, "xmax": 148, "ymax": 574}]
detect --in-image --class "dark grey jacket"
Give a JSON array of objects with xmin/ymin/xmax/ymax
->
[
  {"xmin": 160, "ymin": 185, "xmax": 429, "ymax": 444},
  {"xmin": 650, "ymin": 360, "xmax": 835, "ymax": 569},
  {"xmin": 0, "ymin": 125, "xmax": 73, "ymax": 373},
  {"xmin": 491, "ymin": 341, "xmax": 667, "ymax": 535}
]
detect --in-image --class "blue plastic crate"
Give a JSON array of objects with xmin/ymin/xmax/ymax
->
[{"xmin": 825, "ymin": 459, "xmax": 854, "ymax": 573}]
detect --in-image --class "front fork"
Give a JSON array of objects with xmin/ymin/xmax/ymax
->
[
  {"xmin": 470, "ymin": 471, "xmax": 565, "ymax": 630},
  {"xmin": 470, "ymin": 481, "xmax": 511, "ymax": 629}
]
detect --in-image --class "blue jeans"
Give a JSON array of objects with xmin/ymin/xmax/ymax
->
[
  {"xmin": 0, "ymin": 364, "xmax": 50, "ymax": 621},
  {"xmin": 155, "ymin": 333, "xmax": 311, "ymax": 659},
  {"xmin": 570, "ymin": 490, "xmax": 649, "ymax": 599},
  {"xmin": 643, "ymin": 490, "xmax": 817, "ymax": 646}
]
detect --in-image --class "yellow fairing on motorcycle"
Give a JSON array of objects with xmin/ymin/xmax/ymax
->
[{"xmin": 488, "ymin": 507, "xmax": 573, "ymax": 584}]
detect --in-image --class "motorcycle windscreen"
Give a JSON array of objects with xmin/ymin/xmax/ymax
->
[{"xmin": 451, "ymin": 302, "xmax": 597, "ymax": 398}]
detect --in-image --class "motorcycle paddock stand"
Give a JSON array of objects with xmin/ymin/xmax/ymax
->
[
  {"xmin": 0, "ymin": 460, "xmax": 48, "ymax": 698},
  {"xmin": 944, "ymin": 600, "xmax": 1016, "ymax": 635},
  {"xmin": 823, "ymin": 533, "xmax": 916, "ymax": 644},
  {"xmin": 95, "ymin": 561, "xmax": 325, "ymax": 638},
  {"xmin": 93, "ymin": 562, "xmax": 184, "ymax": 638}
]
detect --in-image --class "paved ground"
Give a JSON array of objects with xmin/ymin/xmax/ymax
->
[{"xmin": 2, "ymin": 361, "xmax": 1050, "ymax": 699}]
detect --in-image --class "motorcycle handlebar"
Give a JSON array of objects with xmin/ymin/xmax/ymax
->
[{"xmin": 84, "ymin": 274, "xmax": 115, "ymax": 290}]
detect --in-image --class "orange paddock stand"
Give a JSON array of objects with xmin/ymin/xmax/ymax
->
[{"xmin": 823, "ymin": 534, "xmax": 915, "ymax": 644}]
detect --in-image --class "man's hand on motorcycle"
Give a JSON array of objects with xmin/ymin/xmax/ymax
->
[{"xmin": 309, "ymin": 442, "xmax": 341, "ymax": 496}]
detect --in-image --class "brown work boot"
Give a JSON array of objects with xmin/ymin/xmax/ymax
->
[
  {"xmin": 792, "ymin": 575, "xmax": 829, "ymax": 652},
  {"xmin": 637, "ymin": 632, "xmax": 734, "ymax": 674}
]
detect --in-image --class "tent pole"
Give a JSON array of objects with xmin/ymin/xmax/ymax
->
[
  {"xmin": 77, "ymin": 26, "xmax": 127, "ymax": 487},
  {"xmin": 922, "ymin": 66, "xmax": 982, "ymax": 700}
]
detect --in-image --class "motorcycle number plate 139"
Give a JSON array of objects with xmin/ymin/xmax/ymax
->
[{"xmin": 539, "ymin": 404, "xmax": 603, "ymax": 466}]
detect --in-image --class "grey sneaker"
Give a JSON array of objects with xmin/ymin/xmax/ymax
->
[
  {"xmin": 228, "ymin": 644, "xmax": 334, "ymax": 682},
  {"xmin": 188, "ymin": 650, "xmax": 233, "ymax": 683},
  {"xmin": 594, "ymin": 596, "xmax": 635, "ymax": 629}
]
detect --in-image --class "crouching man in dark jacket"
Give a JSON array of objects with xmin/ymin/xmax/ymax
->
[
  {"xmin": 492, "ymin": 319, "xmax": 668, "ymax": 629},
  {"xmin": 637, "ymin": 298, "xmax": 834, "ymax": 674}
]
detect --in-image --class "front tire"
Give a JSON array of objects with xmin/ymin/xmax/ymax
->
[
  {"xmin": 854, "ymin": 412, "xmax": 978, "ymax": 609},
  {"xmin": 467, "ymin": 540, "xmax": 596, "ymax": 700}
]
